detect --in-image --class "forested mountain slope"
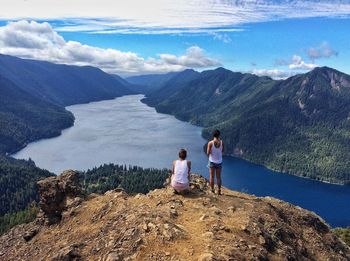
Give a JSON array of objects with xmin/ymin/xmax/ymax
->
[
  {"xmin": 0, "ymin": 74, "xmax": 74, "ymax": 153},
  {"xmin": 142, "ymin": 67, "xmax": 350, "ymax": 184},
  {"xmin": 0, "ymin": 54, "xmax": 133, "ymax": 105},
  {"xmin": 0, "ymin": 155, "xmax": 53, "ymax": 216},
  {"xmin": 143, "ymin": 69, "xmax": 201, "ymax": 105}
]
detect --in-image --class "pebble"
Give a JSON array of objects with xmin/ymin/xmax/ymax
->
[
  {"xmin": 227, "ymin": 206, "xmax": 236, "ymax": 213},
  {"xmin": 202, "ymin": 232, "xmax": 214, "ymax": 240},
  {"xmin": 212, "ymin": 207, "xmax": 222, "ymax": 215},
  {"xmin": 106, "ymin": 252, "xmax": 121, "ymax": 261},
  {"xmin": 198, "ymin": 252, "xmax": 214, "ymax": 261},
  {"xmin": 147, "ymin": 223, "xmax": 156, "ymax": 229},
  {"xmin": 259, "ymin": 235, "xmax": 266, "ymax": 245},
  {"xmin": 170, "ymin": 209, "xmax": 178, "ymax": 217},
  {"xmin": 142, "ymin": 223, "xmax": 148, "ymax": 232},
  {"xmin": 199, "ymin": 214, "xmax": 208, "ymax": 221}
]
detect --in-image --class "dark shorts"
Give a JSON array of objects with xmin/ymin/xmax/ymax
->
[{"xmin": 209, "ymin": 161, "xmax": 222, "ymax": 169}]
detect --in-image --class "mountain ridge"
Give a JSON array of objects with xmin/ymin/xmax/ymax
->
[
  {"xmin": 0, "ymin": 54, "xmax": 136, "ymax": 154},
  {"xmin": 0, "ymin": 54, "xmax": 134, "ymax": 106},
  {"xmin": 1, "ymin": 171, "xmax": 349, "ymax": 260},
  {"xmin": 0, "ymin": 73, "xmax": 74, "ymax": 154},
  {"xmin": 141, "ymin": 66, "xmax": 350, "ymax": 184}
]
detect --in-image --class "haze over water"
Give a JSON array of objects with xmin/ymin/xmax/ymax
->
[{"xmin": 14, "ymin": 95, "xmax": 350, "ymax": 227}]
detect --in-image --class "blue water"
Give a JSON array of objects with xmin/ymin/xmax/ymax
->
[{"xmin": 13, "ymin": 95, "xmax": 350, "ymax": 227}]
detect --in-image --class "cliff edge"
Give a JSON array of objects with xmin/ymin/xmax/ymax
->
[{"xmin": 0, "ymin": 171, "xmax": 349, "ymax": 260}]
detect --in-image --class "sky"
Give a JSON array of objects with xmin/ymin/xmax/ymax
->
[{"xmin": 0, "ymin": 0, "xmax": 349, "ymax": 78}]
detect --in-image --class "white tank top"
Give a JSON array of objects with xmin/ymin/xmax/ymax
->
[
  {"xmin": 209, "ymin": 140, "xmax": 223, "ymax": 164},
  {"xmin": 173, "ymin": 160, "xmax": 189, "ymax": 184}
]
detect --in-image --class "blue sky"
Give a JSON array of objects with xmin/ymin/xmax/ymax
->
[{"xmin": 0, "ymin": 1, "xmax": 349, "ymax": 77}]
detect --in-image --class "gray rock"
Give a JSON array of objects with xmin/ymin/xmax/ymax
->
[{"xmin": 37, "ymin": 170, "xmax": 84, "ymax": 225}]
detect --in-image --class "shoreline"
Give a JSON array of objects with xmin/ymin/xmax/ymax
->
[
  {"xmin": 9, "ymin": 95, "xmax": 130, "ymax": 157},
  {"xmin": 10, "ymin": 94, "xmax": 349, "ymax": 186},
  {"xmin": 141, "ymin": 97, "xmax": 349, "ymax": 187},
  {"xmin": 226, "ymin": 153, "xmax": 348, "ymax": 186}
]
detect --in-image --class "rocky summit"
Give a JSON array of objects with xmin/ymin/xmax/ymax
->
[{"xmin": 0, "ymin": 172, "xmax": 349, "ymax": 261}]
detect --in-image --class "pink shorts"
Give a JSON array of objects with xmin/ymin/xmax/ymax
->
[{"xmin": 171, "ymin": 180, "xmax": 189, "ymax": 191}]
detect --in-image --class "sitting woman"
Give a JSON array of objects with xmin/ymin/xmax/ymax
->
[{"xmin": 171, "ymin": 149, "xmax": 191, "ymax": 193}]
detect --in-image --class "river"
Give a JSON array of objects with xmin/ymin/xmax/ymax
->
[{"xmin": 13, "ymin": 95, "xmax": 350, "ymax": 227}]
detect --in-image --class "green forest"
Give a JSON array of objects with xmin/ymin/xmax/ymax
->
[
  {"xmin": 0, "ymin": 155, "xmax": 53, "ymax": 216},
  {"xmin": 333, "ymin": 227, "xmax": 350, "ymax": 246},
  {"xmin": 0, "ymin": 74, "xmax": 74, "ymax": 154},
  {"xmin": 0, "ymin": 155, "xmax": 52, "ymax": 235},
  {"xmin": 0, "ymin": 205, "xmax": 39, "ymax": 235},
  {"xmin": 81, "ymin": 163, "xmax": 170, "ymax": 194},
  {"xmin": 0, "ymin": 160, "xmax": 170, "ymax": 235},
  {"xmin": 144, "ymin": 67, "xmax": 350, "ymax": 184}
]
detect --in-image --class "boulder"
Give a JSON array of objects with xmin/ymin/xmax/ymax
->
[{"xmin": 37, "ymin": 170, "xmax": 84, "ymax": 225}]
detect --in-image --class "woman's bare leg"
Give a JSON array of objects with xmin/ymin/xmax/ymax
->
[
  {"xmin": 216, "ymin": 168, "xmax": 222, "ymax": 194},
  {"xmin": 209, "ymin": 167, "xmax": 215, "ymax": 192}
]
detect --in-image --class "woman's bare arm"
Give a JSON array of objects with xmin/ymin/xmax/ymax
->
[
  {"xmin": 187, "ymin": 161, "xmax": 191, "ymax": 179},
  {"xmin": 207, "ymin": 141, "xmax": 212, "ymax": 156},
  {"xmin": 222, "ymin": 141, "xmax": 224, "ymax": 154}
]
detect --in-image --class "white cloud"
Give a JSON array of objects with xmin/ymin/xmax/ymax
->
[
  {"xmin": 158, "ymin": 46, "xmax": 220, "ymax": 68},
  {"xmin": 209, "ymin": 32, "xmax": 232, "ymax": 43},
  {"xmin": 274, "ymin": 54, "xmax": 318, "ymax": 70},
  {"xmin": 0, "ymin": 1, "xmax": 349, "ymax": 34},
  {"xmin": 0, "ymin": 21, "xmax": 220, "ymax": 75},
  {"xmin": 251, "ymin": 69, "xmax": 296, "ymax": 79},
  {"xmin": 307, "ymin": 42, "xmax": 338, "ymax": 61},
  {"xmin": 288, "ymin": 55, "xmax": 318, "ymax": 70}
]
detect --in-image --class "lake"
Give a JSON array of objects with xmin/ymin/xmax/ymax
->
[{"xmin": 13, "ymin": 95, "xmax": 350, "ymax": 227}]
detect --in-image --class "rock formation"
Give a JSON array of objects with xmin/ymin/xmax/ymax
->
[
  {"xmin": 37, "ymin": 170, "xmax": 84, "ymax": 225},
  {"xmin": 0, "ymin": 172, "xmax": 349, "ymax": 260}
]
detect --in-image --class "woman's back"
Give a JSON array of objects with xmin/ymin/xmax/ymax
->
[
  {"xmin": 209, "ymin": 140, "xmax": 223, "ymax": 164},
  {"xmin": 173, "ymin": 159, "xmax": 189, "ymax": 184}
]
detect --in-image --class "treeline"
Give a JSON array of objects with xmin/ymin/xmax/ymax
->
[
  {"xmin": 0, "ymin": 155, "xmax": 52, "ymax": 235},
  {"xmin": 0, "ymin": 74, "xmax": 74, "ymax": 154},
  {"xmin": 0, "ymin": 205, "xmax": 38, "ymax": 235},
  {"xmin": 333, "ymin": 227, "xmax": 350, "ymax": 246},
  {"xmin": 145, "ymin": 66, "xmax": 350, "ymax": 184},
  {"xmin": 203, "ymin": 114, "xmax": 350, "ymax": 184},
  {"xmin": 0, "ymin": 159, "xmax": 170, "ymax": 235},
  {"xmin": 81, "ymin": 163, "xmax": 170, "ymax": 194},
  {"xmin": 0, "ymin": 155, "xmax": 53, "ymax": 216}
]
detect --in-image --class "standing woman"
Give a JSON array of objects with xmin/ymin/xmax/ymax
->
[{"xmin": 207, "ymin": 130, "xmax": 224, "ymax": 195}]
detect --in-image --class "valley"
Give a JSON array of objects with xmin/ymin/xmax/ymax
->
[{"xmin": 12, "ymin": 95, "xmax": 350, "ymax": 227}]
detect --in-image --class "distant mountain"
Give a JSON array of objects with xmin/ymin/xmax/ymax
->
[
  {"xmin": 0, "ymin": 74, "xmax": 74, "ymax": 154},
  {"xmin": 111, "ymin": 74, "xmax": 145, "ymax": 94},
  {"xmin": 143, "ymin": 66, "xmax": 350, "ymax": 184},
  {"xmin": 0, "ymin": 54, "xmax": 138, "ymax": 153},
  {"xmin": 143, "ymin": 69, "xmax": 201, "ymax": 105},
  {"xmin": 0, "ymin": 54, "xmax": 134, "ymax": 106},
  {"xmin": 125, "ymin": 71, "xmax": 179, "ymax": 94}
]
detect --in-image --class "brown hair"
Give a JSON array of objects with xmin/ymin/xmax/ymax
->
[
  {"xmin": 212, "ymin": 129, "xmax": 221, "ymax": 138},
  {"xmin": 178, "ymin": 149, "xmax": 187, "ymax": 160}
]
